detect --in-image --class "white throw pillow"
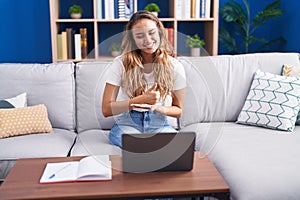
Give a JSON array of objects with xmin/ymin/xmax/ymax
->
[
  {"xmin": 237, "ymin": 70, "xmax": 300, "ymax": 131},
  {"xmin": 0, "ymin": 93, "xmax": 27, "ymax": 109}
]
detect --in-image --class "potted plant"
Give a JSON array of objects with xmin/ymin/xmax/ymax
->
[
  {"xmin": 219, "ymin": 0, "xmax": 286, "ymax": 54},
  {"xmin": 144, "ymin": 3, "xmax": 160, "ymax": 17},
  {"xmin": 109, "ymin": 43, "xmax": 122, "ymax": 57},
  {"xmin": 186, "ymin": 34, "xmax": 205, "ymax": 57},
  {"xmin": 69, "ymin": 5, "xmax": 83, "ymax": 19}
]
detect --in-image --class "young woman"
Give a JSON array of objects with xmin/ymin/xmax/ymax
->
[{"xmin": 102, "ymin": 10, "xmax": 186, "ymax": 147}]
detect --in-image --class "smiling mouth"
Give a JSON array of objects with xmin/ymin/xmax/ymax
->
[{"xmin": 143, "ymin": 42, "xmax": 156, "ymax": 49}]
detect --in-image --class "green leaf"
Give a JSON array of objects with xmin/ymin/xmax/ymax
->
[
  {"xmin": 247, "ymin": 36, "xmax": 268, "ymax": 46},
  {"xmin": 253, "ymin": 0, "xmax": 283, "ymax": 29},
  {"xmin": 219, "ymin": 0, "xmax": 285, "ymax": 54},
  {"xmin": 265, "ymin": 0, "xmax": 281, "ymax": 10},
  {"xmin": 231, "ymin": 23, "xmax": 247, "ymax": 38},
  {"xmin": 221, "ymin": 0, "xmax": 247, "ymax": 25},
  {"xmin": 219, "ymin": 29, "xmax": 240, "ymax": 54},
  {"xmin": 186, "ymin": 34, "xmax": 205, "ymax": 48},
  {"xmin": 255, "ymin": 36, "xmax": 287, "ymax": 51}
]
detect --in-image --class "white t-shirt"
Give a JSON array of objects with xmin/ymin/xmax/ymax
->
[{"xmin": 106, "ymin": 55, "xmax": 186, "ymax": 107}]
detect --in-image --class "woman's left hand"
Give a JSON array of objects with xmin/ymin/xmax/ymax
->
[{"xmin": 130, "ymin": 103, "xmax": 164, "ymax": 113}]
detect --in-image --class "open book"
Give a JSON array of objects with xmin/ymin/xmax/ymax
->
[{"xmin": 40, "ymin": 155, "xmax": 112, "ymax": 183}]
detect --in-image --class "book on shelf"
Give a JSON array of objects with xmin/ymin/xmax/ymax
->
[
  {"xmin": 40, "ymin": 155, "xmax": 112, "ymax": 183},
  {"xmin": 176, "ymin": 0, "xmax": 206, "ymax": 19},
  {"xmin": 195, "ymin": 0, "xmax": 201, "ymax": 19},
  {"xmin": 205, "ymin": 0, "xmax": 211, "ymax": 18},
  {"xmin": 200, "ymin": 0, "xmax": 211, "ymax": 18},
  {"xmin": 175, "ymin": 0, "xmax": 182, "ymax": 19},
  {"xmin": 99, "ymin": 0, "xmax": 127, "ymax": 19},
  {"xmin": 74, "ymin": 34, "xmax": 82, "ymax": 60},
  {"xmin": 57, "ymin": 34, "xmax": 62, "ymax": 60},
  {"xmin": 66, "ymin": 28, "xmax": 75, "ymax": 59},
  {"xmin": 125, "ymin": 0, "xmax": 134, "ymax": 19},
  {"xmin": 80, "ymin": 28, "xmax": 88, "ymax": 59},
  {"xmin": 191, "ymin": 0, "xmax": 202, "ymax": 18},
  {"xmin": 165, "ymin": 28, "xmax": 174, "ymax": 47},
  {"xmin": 61, "ymin": 31, "xmax": 68, "ymax": 60},
  {"xmin": 191, "ymin": 0, "xmax": 196, "ymax": 18},
  {"xmin": 96, "ymin": 0, "xmax": 103, "ymax": 19},
  {"xmin": 104, "ymin": 0, "xmax": 115, "ymax": 19},
  {"xmin": 118, "ymin": 0, "xmax": 126, "ymax": 19},
  {"xmin": 200, "ymin": 0, "xmax": 205, "ymax": 18},
  {"xmin": 184, "ymin": 0, "xmax": 191, "ymax": 18}
]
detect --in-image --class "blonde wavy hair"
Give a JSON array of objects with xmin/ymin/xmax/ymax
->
[{"xmin": 121, "ymin": 10, "xmax": 175, "ymax": 100}]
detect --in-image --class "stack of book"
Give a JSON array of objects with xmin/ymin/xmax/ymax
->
[
  {"xmin": 96, "ymin": 0, "xmax": 134, "ymax": 20},
  {"xmin": 175, "ymin": 0, "xmax": 211, "ymax": 19},
  {"xmin": 57, "ymin": 28, "xmax": 88, "ymax": 60},
  {"xmin": 165, "ymin": 28, "xmax": 174, "ymax": 47}
]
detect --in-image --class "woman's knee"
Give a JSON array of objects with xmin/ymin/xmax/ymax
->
[
  {"xmin": 109, "ymin": 131, "xmax": 122, "ymax": 147},
  {"xmin": 109, "ymin": 124, "xmax": 141, "ymax": 147}
]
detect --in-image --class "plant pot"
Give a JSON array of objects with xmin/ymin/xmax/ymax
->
[
  {"xmin": 111, "ymin": 51, "xmax": 121, "ymax": 57},
  {"xmin": 190, "ymin": 48, "xmax": 200, "ymax": 57},
  {"xmin": 70, "ymin": 13, "xmax": 82, "ymax": 19},
  {"xmin": 151, "ymin": 12, "xmax": 158, "ymax": 17}
]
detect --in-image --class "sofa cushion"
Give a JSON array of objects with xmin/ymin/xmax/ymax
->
[
  {"xmin": 178, "ymin": 56, "xmax": 226, "ymax": 127},
  {"xmin": 0, "ymin": 128, "xmax": 76, "ymax": 160},
  {"xmin": 0, "ymin": 93, "xmax": 27, "ymax": 109},
  {"xmin": 181, "ymin": 122, "xmax": 300, "ymax": 200},
  {"xmin": 237, "ymin": 70, "xmax": 300, "ymax": 131},
  {"xmin": 178, "ymin": 53, "xmax": 300, "ymax": 127},
  {"xmin": 76, "ymin": 61, "xmax": 178, "ymax": 132},
  {"xmin": 70, "ymin": 129, "xmax": 121, "ymax": 156},
  {"xmin": 0, "ymin": 62, "xmax": 76, "ymax": 130},
  {"xmin": 179, "ymin": 122, "xmax": 225, "ymax": 153},
  {"xmin": 0, "ymin": 104, "xmax": 52, "ymax": 138},
  {"xmin": 76, "ymin": 61, "xmax": 117, "ymax": 132}
]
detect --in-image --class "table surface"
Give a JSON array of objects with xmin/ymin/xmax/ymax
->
[{"xmin": 0, "ymin": 152, "xmax": 229, "ymax": 200}]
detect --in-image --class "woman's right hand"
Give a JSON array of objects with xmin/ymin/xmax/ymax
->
[
  {"xmin": 128, "ymin": 83, "xmax": 160, "ymax": 111},
  {"xmin": 142, "ymin": 83, "xmax": 160, "ymax": 105}
]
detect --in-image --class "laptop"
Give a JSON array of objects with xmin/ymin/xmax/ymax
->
[{"xmin": 121, "ymin": 132, "xmax": 196, "ymax": 173}]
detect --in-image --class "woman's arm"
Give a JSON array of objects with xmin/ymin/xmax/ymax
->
[
  {"xmin": 153, "ymin": 88, "xmax": 185, "ymax": 118},
  {"xmin": 102, "ymin": 83, "xmax": 162, "ymax": 117},
  {"xmin": 102, "ymin": 83, "xmax": 125, "ymax": 117}
]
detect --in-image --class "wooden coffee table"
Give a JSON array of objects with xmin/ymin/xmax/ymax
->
[{"xmin": 0, "ymin": 152, "xmax": 229, "ymax": 200}]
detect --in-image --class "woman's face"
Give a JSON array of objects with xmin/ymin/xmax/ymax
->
[{"xmin": 131, "ymin": 19, "xmax": 160, "ymax": 55}]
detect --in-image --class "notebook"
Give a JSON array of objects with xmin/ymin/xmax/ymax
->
[
  {"xmin": 121, "ymin": 132, "xmax": 196, "ymax": 173},
  {"xmin": 40, "ymin": 155, "xmax": 112, "ymax": 183}
]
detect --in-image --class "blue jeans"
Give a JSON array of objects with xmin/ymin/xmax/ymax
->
[{"xmin": 109, "ymin": 110, "xmax": 177, "ymax": 147}]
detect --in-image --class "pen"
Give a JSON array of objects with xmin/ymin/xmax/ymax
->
[{"xmin": 48, "ymin": 163, "xmax": 72, "ymax": 179}]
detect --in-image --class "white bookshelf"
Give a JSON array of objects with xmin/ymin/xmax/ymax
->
[{"xmin": 49, "ymin": 0, "xmax": 219, "ymax": 62}]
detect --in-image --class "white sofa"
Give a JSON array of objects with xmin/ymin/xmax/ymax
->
[
  {"xmin": 1, "ymin": 52, "xmax": 300, "ymax": 199},
  {"xmin": 0, "ymin": 62, "xmax": 77, "ymax": 180}
]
